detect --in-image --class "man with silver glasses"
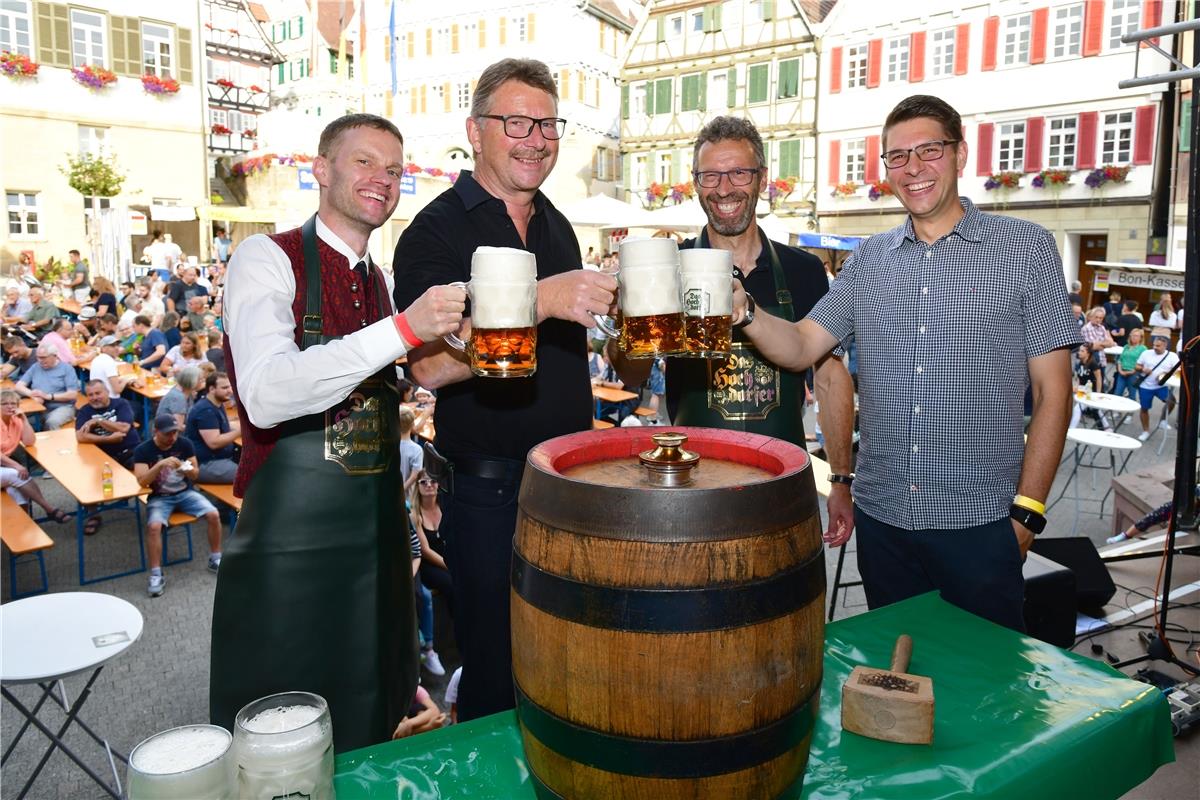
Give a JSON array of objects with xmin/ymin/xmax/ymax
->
[{"xmin": 730, "ymin": 95, "xmax": 1079, "ymax": 632}]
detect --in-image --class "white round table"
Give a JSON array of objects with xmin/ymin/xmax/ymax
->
[
  {"xmin": 1049, "ymin": 429, "xmax": 1142, "ymax": 534},
  {"xmin": 1, "ymin": 593, "xmax": 144, "ymax": 799},
  {"xmin": 1103, "ymin": 345, "xmax": 1123, "ymax": 357},
  {"xmin": 1075, "ymin": 392, "xmax": 1140, "ymax": 415}
]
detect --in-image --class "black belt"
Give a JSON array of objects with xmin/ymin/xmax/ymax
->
[{"xmin": 449, "ymin": 454, "xmax": 524, "ymax": 482}]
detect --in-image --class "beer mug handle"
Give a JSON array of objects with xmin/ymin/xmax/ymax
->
[
  {"xmin": 591, "ymin": 312, "xmax": 621, "ymax": 339},
  {"xmin": 442, "ymin": 281, "xmax": 469, "ymax": 352}
]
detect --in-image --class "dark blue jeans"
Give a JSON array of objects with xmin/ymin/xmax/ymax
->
[{"xmin": 854, "ymin": 509, "xmax": 1027, "ymax": 633}]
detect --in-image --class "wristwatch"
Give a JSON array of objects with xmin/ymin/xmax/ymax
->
[
  {"xmin": 735, "ymin": 292, "xmax": 756, "ymax": 328},
  {"xmin": 828, "ymin": 473, "xmax": 855, "ymax": 485},
  {"xmin": 1009, "ymin": 504, "xmax": 1047, "ymax": 535}
]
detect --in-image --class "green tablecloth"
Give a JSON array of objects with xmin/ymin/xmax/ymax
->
[{"xmin": 334, "ymin": 593, "xmax": 1174, "ymax": 799}]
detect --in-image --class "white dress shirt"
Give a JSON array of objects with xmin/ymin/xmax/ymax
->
[{"xmin": 225, "ymin": 215, "xmax": 406, "ymax": 429}]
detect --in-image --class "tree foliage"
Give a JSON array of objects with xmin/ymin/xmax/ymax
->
[{"xmin": 59, "ymin": 152, "xmax": 126, "ymax": 198}]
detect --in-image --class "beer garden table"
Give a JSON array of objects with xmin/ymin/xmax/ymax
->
[{"xmin": 332, "ymin": 593, "xmax": 1173, "ymax": 799}]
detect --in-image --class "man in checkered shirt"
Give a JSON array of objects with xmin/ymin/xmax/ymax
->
[{"xmin": 732, "ymin": 95, "xmax": 1080, "ymax": 631}]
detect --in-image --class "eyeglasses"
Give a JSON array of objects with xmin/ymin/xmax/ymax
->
[
  {"xmin": 881, "ymin": 140, "xmax": 958, "ymax": 169},
  {"xmin": 692, "ymin": 168, "xmax": 763, "ymax": 188},
  {"xmin": 418, "ymin": 478, "xmax": 438, "ymax": 486},
  {"xmin": 477, "ymin": 114, "xmax": 567, "ymax": 140}
]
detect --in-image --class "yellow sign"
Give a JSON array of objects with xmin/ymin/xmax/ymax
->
[{"xmin": 1093, "ymin": 272, "xmax": 1109, "ymax": 292}]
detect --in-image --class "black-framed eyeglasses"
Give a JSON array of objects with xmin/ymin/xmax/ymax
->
[
  {"xmin": 692, "ymin": 168, "xmax": 764, "ymax": 188},
  {"xmin": 881, "ymin": 140, "xmax": 959, "ymax": 169},
  {"xmin": 477, "ymin": 114, "xmax": 567, "ymax": 140}
]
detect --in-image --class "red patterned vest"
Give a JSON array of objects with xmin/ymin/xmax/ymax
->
[{"xmin": 226, "ymin": 226, "xmax": 389, "ymax": 497}]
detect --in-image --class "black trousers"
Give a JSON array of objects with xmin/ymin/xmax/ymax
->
[
  {"xmin": 440, "ymin": 471, "xmax": 521, "ymax": 722},
  {"xmin": 854, "ymin": 508, "xmax": 1027, "ymax": 633}
]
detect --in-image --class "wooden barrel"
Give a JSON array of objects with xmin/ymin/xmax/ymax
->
[{"xmin": 511, "ymin": 427, "xmax": 824, "ymax": 799}]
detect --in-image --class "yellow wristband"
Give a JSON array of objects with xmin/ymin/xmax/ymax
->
[{"xmin": 1013, "ymin": 494, "xmax": 1046, "ymax": 515}]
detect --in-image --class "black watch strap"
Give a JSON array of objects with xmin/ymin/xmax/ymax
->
[
  {"xmin": 1009, "ymin": 504, "xmax": 1046, "ymax": 535},
  {"xmin": 734, "ymin": 292, "xmax": 756, "ymax": 328},
  {"xmin": 828, "ymin": 473, "xmax": 854, "ymax": 485}
]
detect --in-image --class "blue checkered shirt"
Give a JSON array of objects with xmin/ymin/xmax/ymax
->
[{"xmin": 808, "ymin": 198, "xmax": 1081, "ymax": 530}]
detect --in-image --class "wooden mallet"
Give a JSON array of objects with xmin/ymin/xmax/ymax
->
[{"xmin": 841, "ymin": 634, "xmax": 934, "ymax": 744}]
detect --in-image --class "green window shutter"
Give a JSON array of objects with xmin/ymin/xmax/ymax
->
[
  {"xmin": 778, "ymin": 59, "xmax": 799, "ymax": 99},
  {"xmin": 671, "ymin": 150, "xmax": 683, "ymax": 183},
  {"xmin": 295, "ymin": 16, "xmax": 304, "ymax": 38},
  {"xmin": 177, "ymin": 26, "xmax": 193, "ymax": 83},
  {"xmin": 656, "ymin": 16, "xmax": 665, "ymax": 42},
  {"xmin": 748, "ymin": 63, "xmax": 768, "ymax": 103},
  {"xmin": 698, "ymin": 71, "xmax": 706, "ymax": 111},
  {"xmin": 779, "ymin": 140, "xmax": 800, "ymax": 179},
  {"xmin": 727, "ymin": 66, "xmax": 737, "ymax": 107},
  {"xmin": 655, "ymin": 78, "xmax": 672, "ymax": 115},
  {"xmin": 1181, "ymin": 99, "xmax": 1192, "ymax": 153},
  {"xmin": 622, "ymin": 153, "xmax": 631, "ymax": 188},
  {"xmin": 277, "ymin": 62, "xmax": 285, "ymax": 84},
  {"xmin": 329, "ymin": 49, "xmax": 337, "ymax": 74},
  {"xmin": 110, "ymin": 16, "xmax": 129, "ymax": 74},
  {"xmin": 712, "ymin": 3, "xmax": 722, "ymax": 31},
  {"xmin": 761, "ymin": 0, "xmax": 775, "ymax": 21},
  {"xmin": 680, "ymin": 75, "xmax": 695, "ymax": 111},
  {"xmin": 37, "ymin": 2, "xmax": 71, "ymax": 68},
  {"xmin": 644, "ymin": 82, "xmax": 654, "ymax": 116},
  {"xmin": 621, "ymin": 85, "xmax": 629, "ymax": 120}
]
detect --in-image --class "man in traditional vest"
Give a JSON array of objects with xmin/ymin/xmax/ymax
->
[{"xmin": 210, "ymin": 113, "xmax": 466, "ymax": 750}]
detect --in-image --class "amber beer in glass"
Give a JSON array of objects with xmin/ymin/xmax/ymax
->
[
  {"xmin": 610, "ymin": 238, "xmax": 685, "ymax": 359},
  {"xmin": 678, "ymin": 248, "xmax": 733, "ymax": 358},
  {"xmin": 445, "ymin": 247, "xmax": 538, "ymax": 377}
]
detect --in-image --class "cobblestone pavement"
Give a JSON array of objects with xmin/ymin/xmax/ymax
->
[{"xmin": 2, "ymin": 420, "xmax": 1196, "ymax": 799}]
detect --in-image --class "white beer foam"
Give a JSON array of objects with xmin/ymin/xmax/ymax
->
[
  {"xmin": 620, "ymin": 265, "xmax": 682, "ymax": 317},
  {"xmin": 679, "ymin": 247, "xmax": 733, "ymax": 274},
  {"xmin": 472, "ymin": 246, "xmax": 536, "ymax": 282},
  {"xmin": 618, "ymin": 237, "xmax": 679, "ymax": 270},
  {"xmin": 471, "ymin": 282, "xmax": 536, "ymax": 329},
  {"xmin": 243, "ymin": 704, "xmax": 322, "ymax": 734},
  {"xmin": 131, "ymin": 726, "xmax": 230, "ymax": 774},
  {"xmin": 681, "ymin": 272, "xmax": 733, "ymax": 316}
]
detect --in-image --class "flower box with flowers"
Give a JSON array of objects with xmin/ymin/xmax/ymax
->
[
  {"xmin": 1, "ymin": 51, "xmax": 39, "ymax": 79},
  {"xmin": 215, "ymin": 78, "xmax": 236, "ymax": 89},
  {"xmin": 242, "ymin": 128, "xmax": 257, "ymax": 139},
  {"xmin": 72, "ymin": 64, "xmax": 117, "ymax": 90},
  {"xmin": 868, "ymin": 180, "xmax": 893, "ymax": 201},
  {"xmin": 1084, "ymin": 164, "xmax": 1131, "ymax": 189},
  {"xmin": 211, "ymin": 124, "xmax": 233, "ymax": 136},
  {"xmin": 1032, "ymin": 169, "xmax": 1071, "ymax": 189},
  {"xmin": 768, "ymin": 177, "xmax": 796, "ymax": 208},
  {"xmin": 141, "ymin": 73, "xmax": 180, "ymax": 95},
  {"xmin": 231, "ymin": 153, "xmax": 314, "ymax": 177},
  {"xmin": 248, "ymin": 84, "xmax": 266, "ymax": 94},
  {"xmin": 645, "ymin": 182, "xmax": 669, "ymax": 208},
  {"xmin": 670, "ymin": 181, "xmax": 694, "ymax": 205},
  {"xmin": 830, "ymin": 181, "xmax": 859, "ymax": 199},
  {"xmin": 984, "ymin": 171, "xmax": 1022, "ymax": 191}
]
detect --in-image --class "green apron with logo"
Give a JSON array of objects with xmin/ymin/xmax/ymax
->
[
  {"xmin": 210, "ymin": 217, "xmax": 417, "ymax": 752},
  {"xmin": 673, "ymin": 229, "xmax": 806, "ymax": 443}
]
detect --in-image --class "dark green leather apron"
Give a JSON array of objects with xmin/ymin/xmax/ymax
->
[
  {"xmin": 209, "ymin": 216, "xmax": 417, "ymax": 752},
  {"xmin": 673, "ymin": 228, "xmax": 805, "ymax": 442}
]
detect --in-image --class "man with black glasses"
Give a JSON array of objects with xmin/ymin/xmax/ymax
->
[
  {"xmin": 730, "ymin": 95, "xmax": 1079, "ymax": 632},
  {"xmin": 394, "ymin": 58, "xmax": 641, "ymax": 721}
]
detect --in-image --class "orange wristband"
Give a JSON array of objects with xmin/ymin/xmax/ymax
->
[{"xmin": 393, "ymin": 312, "xmax": 424, "ymax": 349}]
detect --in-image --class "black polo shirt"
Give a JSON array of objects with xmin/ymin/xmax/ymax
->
[
  {"xmin": 393, "ymin": 171, "xmax": 592, "ymax": 462},
  {"xmin": 666, "ymin": 230, "xmax": 830, "ymax": 421}
]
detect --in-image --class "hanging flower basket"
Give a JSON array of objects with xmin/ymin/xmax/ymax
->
[
  {"xmin": 72, "ymin": 64, "xmax": 117, "ymax": 90},
  {"xmin": 211, "ymin": 123, "xmax": 233, "ymax": 135},
  {"xmin": 984, "ymin": 171, "xmax": 1022, "ymax": 191},
  {"xmin": 1084, "ymin": 164, "xmax": 1131, "ymax": 189},
  {"xmin": 1032, "ymin": 169, "xmax": 1071, "ymax": 189},
  {"xmin": 830, "ymin": 181, "xmax": 859, "ymax": 199},
  {"xmin": 768, "ymin": 177, "xmax": 796, "ymax": 209},
  {"xmin": 1, "ymin": 51, "xmax": 39, "ymax": 79},
  {"xmin": 141, "ymin": 73, "xmax": 180, "ymax": 95},
  {"xmin": 867, "ymin": 180, "xmax": 893, "ymax": 201}
]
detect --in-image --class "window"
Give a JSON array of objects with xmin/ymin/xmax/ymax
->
[
  {"xmin": 886, "ymin": 37, "xmax": 909, "ymax": 82},
  {"xmin": 709, "ymin": 71, "xmax": 728, "ymax": 109},
  {"xmin": 656, "ymin": 152, "xmax": 673, "ymax": 184},
  {"xmin": 71, "ymin": 8, "xmax": 106, "ymax": 68},
  {"xmin": 462, "ymin": 22, "xmax": 476, "ymax": 48},
  {"xmin": 1101, "ymin": 110, "xmax": 1134, "ymax": 164},
  {"xmin": 778, "ymin": 139, "xmax": 801, "ymax": 179},
  {"xmin": 456, "ymin": 82, "xmax": 471, "ymax": 110},
  {"xmin": 435, "ymin": 26, "xmax": 451, "ymax": 54},
  {"xmin": 846, "ymin": 44, "xmax": 868, "ymax": 89},
  {"xmin": 288, "ymin": 58, "xmax": 309, "ymax": 81},
  {"xmin": 210, "ymin": 109, "xmax": 227, "ymax": 128},
  {"xmin": 512, "ymin": 16, "xmax": 527, "ymax": 43},
  {"xmin": 1051, "ymin": 4, "xmax": 1083, "ymax": 59},
  {"xmin": 680, "ymin": 73, "xmax": 705, "ymax": 112},
  {"xmin": 930, "ymin": 28, "xmax": 955, "ymax": 78},
  {"xmin": 431, "ymin": 83, "xmax": 444, "ymax": 109},
  {"xmin": 690, "ymin": 10, "xmax": 704, "ymax": 33},
  {"xmin": 1002, "ymin": 14, "xmax": 1031, "ymax": 66},
  {"xmin": 0, "ymin": 0, "xmax": 33, "ymax": 57},
  {"xmin": 1108, "ymin": 0, "xmax": 1140, "ymax": 49},
  {"xmin": 997, "ymin": 121, "xmax": 1026, "ymax": 171},
  {"xmin": 78, "ymin": 126, "xmax": 106, "ymax": 157},
  {"xmin": 634, "ymin": 154, "xmax": 649, "ymax": 189},
  {"xmin": 594, "ymin": 148, "xmax": 619, "ymax": 182},
  {"xmin": 777, "ymin": 58, "xmax": 799, "ymax": 99},
  {"xmin": 142, "ymin": 21, "xmax": 173, "ymax": 78},
  {"xmin": 1047, "ymin": 117, "xmax": 1077, "ymax": 168},
  {"xmin": 843, "ymin": 138, "xmax": 865, "ymax": 183},
  {"xmin": 747, "ymin": 62, "xmax": 769, "ymax": 104},
  {"xmin": 634, "ymin": 81, "xmax": 648, "ymax": 115},
  {"xmin": 667, "ymin": 14, "xmax": 683, "ymax": 38},
  {"xmin": 7, "ymin": 191, "xmax": 39, "ymax": 236}
]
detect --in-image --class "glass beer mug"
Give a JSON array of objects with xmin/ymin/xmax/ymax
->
[
  {"xmin": 232, "ymin": 692, "xmax": 335, "ymax": 800},
  {"xmin": 593, "ymin": 238, "xmax": 686, "ymax": 359},
  {"xmin": 445, "ymin": 246, "xmax": 538, "ymax": 378},
  {"xmin": 678, "ymin": 248, "xmax": 734, "ymax": 358}
]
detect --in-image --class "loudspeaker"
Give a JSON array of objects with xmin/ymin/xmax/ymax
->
[
  {"xmin": 1023, "ymin": 551, "xmax": 1077, "ymax": 648},
  {"xmin": 1030, "ymin": 537, "xmax": 1117, "ymax": 615}
]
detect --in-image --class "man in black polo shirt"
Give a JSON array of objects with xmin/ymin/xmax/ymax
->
[{"xmin": 393, "ymin": 58, "xmax": 637, "ymax": 721}]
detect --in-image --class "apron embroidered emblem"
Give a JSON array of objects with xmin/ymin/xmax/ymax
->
[
  {"xmin": 706, "ymin": 342, "xmax": 781, "ymax": 421},
  {"xmin": 324, "ymin": 377, "xmax": 393, "ymax": 474}
]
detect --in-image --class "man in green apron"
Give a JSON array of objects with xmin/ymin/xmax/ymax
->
[
  {"xmin": 210, "ymin": 114, "xmax": 467, "ymax": 751},
  {"xmin": 667, "ymin": 117, "xmax": 856, "ymax": 546}
]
